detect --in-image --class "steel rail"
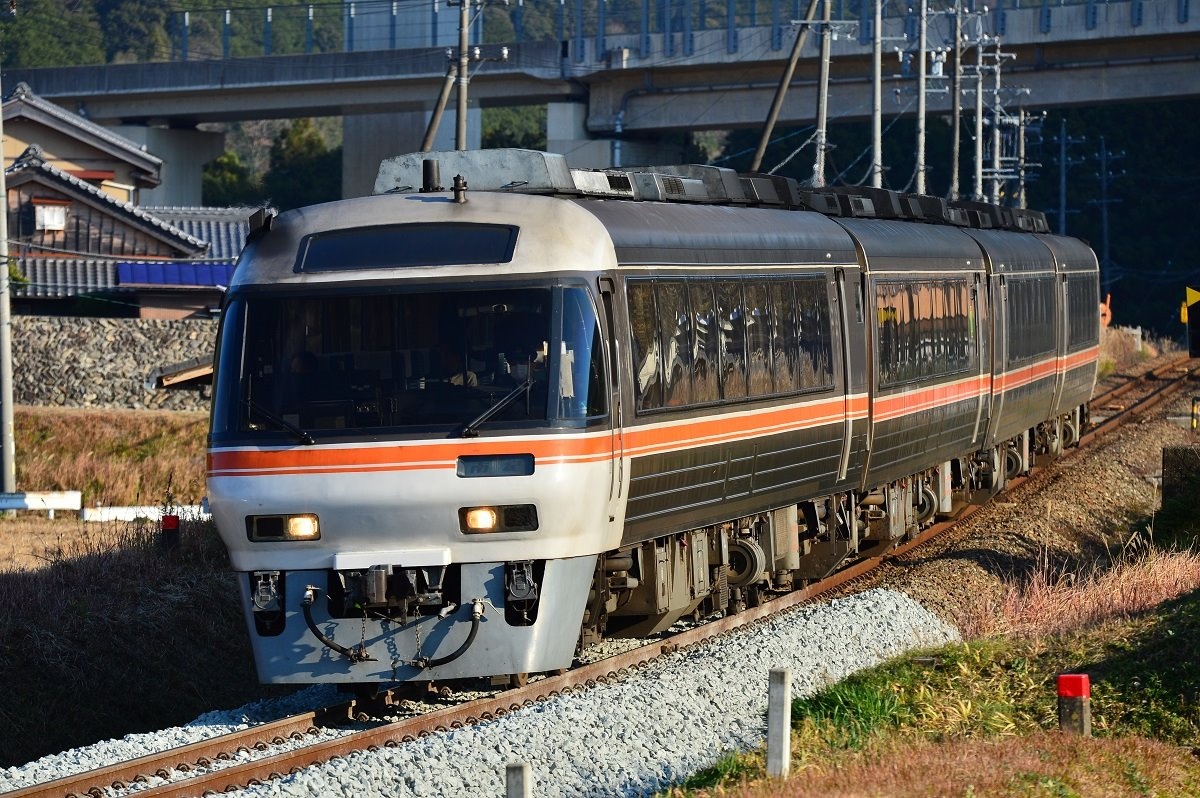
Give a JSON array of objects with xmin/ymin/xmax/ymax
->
[
  {"xmin": 2, "ymin": 705, "xmax": 354, "ymax": 798},
  {"xmin": 13, "ymin": 359, "xmax": 1196, "ymax": 798}
]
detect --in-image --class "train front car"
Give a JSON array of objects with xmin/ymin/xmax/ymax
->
[{"xmin": 207, "ymin": 189, "xmax": 621, "ymax": 686}]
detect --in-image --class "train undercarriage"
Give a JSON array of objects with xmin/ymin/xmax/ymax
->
[{"xmin": 581, "ymin": 408, "xmax": 1087, "ymax": 649}]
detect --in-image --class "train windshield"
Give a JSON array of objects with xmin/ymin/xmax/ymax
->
[{"xmin": 213, "ymin": 285, "xmax": 606, "ymax": 440}]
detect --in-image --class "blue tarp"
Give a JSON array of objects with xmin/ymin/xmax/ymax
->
[{"xmin": 117, "ymin": 261, "xmax": 236, "ymax": 287}]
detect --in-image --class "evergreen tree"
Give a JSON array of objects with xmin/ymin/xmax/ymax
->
[
  {"xmin": 202, "ymin": 151, "xmax": 263, "ymax": 207},
  {"xmin": 483, "ymin": 106, "xmax": 547, "ymax": 150},
  {"xmin": 0, "ymin": 0, "xmax": 104, "ymax": 68},
  {"xmin": 261, "ymin": 118, "xmax": 342, "ymax": 210}
]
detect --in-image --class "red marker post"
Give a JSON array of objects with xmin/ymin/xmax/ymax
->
[
  {"xmin": 160, "ymin": 513, "xmax": 180, "ymax": 552},
  {"xmin": 1057, "ymin": 673, "xmax": 1091, "ymax": 736}
]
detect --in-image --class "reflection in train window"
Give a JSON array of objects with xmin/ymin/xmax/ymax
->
[
  {"xmin": 744, "ymin": 282, "xmax": 772, "ymax": 398},
  {"xmin": 627, "ymin": 274, "xmax": 836, "ymax": 415},
  {"xmin": 690, "ymin": 282, "xmax": 720, "ymax": 404},
  {"xmin": 628, "ymin": 281, "xmax": 663, "ymax": 411},
  {"xmin": 794, "ymin": 278, "xmax": 834, "ymax": 390},
  {"xmin": 656, "ymin": 282, "xmax": 693, "ymax": 408},
  {"xmin": 876, "ymin": 278, "xmax": 971, "ymax": 387},
  {"xmin": 716, "ymin": 281, "xmax": 747, "ymax": 400}
]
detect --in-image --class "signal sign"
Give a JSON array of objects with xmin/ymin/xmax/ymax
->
[{"xmin": 1188, "ymin": 287, "xmax": 1200, "ymax": 357}]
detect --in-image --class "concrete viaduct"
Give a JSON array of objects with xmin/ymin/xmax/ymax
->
[{"xmin": 4, "ymin": 0, "xmax": 1198, "ymax": 198}]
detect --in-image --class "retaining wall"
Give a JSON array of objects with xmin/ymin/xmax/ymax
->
[{"xmin": 13, "ymin": 316, "xmax": 216, "ymax": 412}]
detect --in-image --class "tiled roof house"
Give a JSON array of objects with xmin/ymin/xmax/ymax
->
[{"xmin": 2, "ymin": 83, "xmax": 254, "ymax": 319}]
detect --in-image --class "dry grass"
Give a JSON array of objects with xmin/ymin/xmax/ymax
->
[
  {"xmin": 0, "ymin": 407, "xmax": 278, "ymax": 768},
  {"xmin": 14, "ymin": 405, "xmax": 208, "ymax": 507},
  {"xmin": 687, "ymin": 733, "xmax": 1200, "ymax": 797},
  {"xmin": 954, "ymin": 544, "xmax": 1200, "ymax": 640},
  {"xmin": 0, "ymin": 513, "xmax": 275, "ymax": 768}
]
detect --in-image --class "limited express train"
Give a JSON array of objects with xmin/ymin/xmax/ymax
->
[{"xmin": 207, "ymin": 149, "xmax": 1100, "ymax": 687}]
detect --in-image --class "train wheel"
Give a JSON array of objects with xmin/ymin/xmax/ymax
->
[
  {"xmin": 914, "ymin": 485, "xmax": 938, "ymax": 524},
  {"xmin": 509, "ymin": 673, "xmax": 529, "ymax": 689},
  {"xmin": 1063, "ymin": 417, "xmax": 1079, "ymax": 448},
  {"xmin": 727, "ymin": 538, "xmax": 767, "ymax": 588},
  {"xmin": 1005, "ymin": 447, "xmax": 1024, "ymax": 480}
]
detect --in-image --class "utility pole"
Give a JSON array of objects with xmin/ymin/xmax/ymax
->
[
  {"xmin": 1092, "ymin": 136, "xmax": 1125, "ymax": 292},
  {"xmin": 454, "ymin": 0, "xmax": 470, "ymax": 150},
  {"xmin": 948, "ymin": 0, "xmax": 963, "ymax": 200},
  {"xmin": 751, "ymin": 0, "xmax": 821, "ymax": 173},
  {"xmin": 871, "ymin": 0, "xmax": 882, "ymax": 187},
  {"xmin": 973, "ymin": 30, "xmax": 985, "ymax": 200},
  {"xmin": 0, "ymin": 36, "xmax": 14, "ymax": 494},
  {"xmin": 989, "ymin": 40, "xmax": 1002, "ymax": 203},
  {"xmin": 812, "ymin": 0, "xmax": 832, "ymax": 186},
  {"xmin": 915, "ymin": 0, "xmax": 927, "ymax": 194},
  {"xmin": 1053, "ymin": 117, "xmax": 1086, "ymax": 235},
  {"xmin": 425, "ymin": 0, "xmax": 506, "ymax": 152}
]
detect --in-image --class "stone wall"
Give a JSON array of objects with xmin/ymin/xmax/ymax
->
[{"xmin": 13, "ymin": 316, "xmax": 216, "ymax": 412}]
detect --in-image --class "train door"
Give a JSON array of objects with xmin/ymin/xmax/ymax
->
[
  {"xmin": 1050, "ymin": 270, "xmax": 1069, "ymax": 413},
  {"xmin": 834, "ymin": 267, "xmax": 866, "ymax": 484},
  {"xmin": 989, "ymin": 273, "xmax": 1009, "ymax": 439},
  {"xmin": 598, "ymin": 278, "xmax": 625, "ymax": 514},
  {"xmin": 969, "ymin": 272, "xmax": 989, "ymax": 444}
]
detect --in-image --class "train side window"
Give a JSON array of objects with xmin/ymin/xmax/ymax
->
[
  {"xmin": 914, "ymin": 282, "xmax": 935, "ymax": 381},
  {"xmin": 558, "ymin": 287, "xmax": 607, "ymax": 419},
  {"xmin": 656, "ymin": 281, "xmax": 693, "ymax": 408},
  {"xmin": 932, "ymin": 282, "xmax": 948, "ymax": 375},
  {"xmin": 689, "ymin": 282, "xmax": 720, "ymax": 404},
  {"xmin": 1007, "ymin": 276, "xmax": 1056, "ymax": 363},
  {"xmin": 715, "ymin": 281, "xmax": 747, "ymax": 401},
  {"xmin": 744, "ymin": 282, "xmax": 772, "ymax": 397},
  {"xmin": 795, "ymin": 278, "xmax": 833, "ymax": 390},
  {"xmin": 768, "ymin": 281, "xmax": 799, "ymax": 394},
  {"xmin": 876, "ymin": 282, "xmax": 899, "ymax": 385},
  {"xmin": 1066, "ymin": 275, "xmax": 1099, "ymax": 349},
  {"xmin": 628, "ymin": 280, "xmax": 663, "ymax": 411}
]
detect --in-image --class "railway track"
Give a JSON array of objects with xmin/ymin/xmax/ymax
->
[{"xmin": 10, "ymin": 356, "xmax": 1196, "ymax": 798}]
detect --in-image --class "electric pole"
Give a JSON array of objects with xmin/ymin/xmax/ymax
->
[
  {"xmin": 0, "ymin": 4, "xmax": 15, "ymax": 495},
  {"xmin": 871, "ymin": 0, "xmax": 882, "ymax": 187},
  {"xmin": 948, "ymin": 0, "xmax": 963, "ymax": 200},
  {"xmin": 1052, "ymin": 117, "xmax": 1086, "ymax": 235},
  {"xmin": 915, "ymin": 0, "xmax": 927, "ymax": 194},
  {"xmin": 455, "ymin": 0, "xmax": 470, "ymax": 150},
  {"xmin": 1091, "ymin": 136, "xmax": 1125, "ymax": 292},
  {"xmin": 812, "ymin": 0, "xmax": 832, "ymax": 186}
]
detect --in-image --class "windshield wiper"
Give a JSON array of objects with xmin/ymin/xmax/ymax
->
[
  {"xmin": 459, "ymin": 376, "xmax": 535, "ymax": 438},
  {"xmin": 243, "ymin": 398, "xmax": 316, "ymax": 445}
]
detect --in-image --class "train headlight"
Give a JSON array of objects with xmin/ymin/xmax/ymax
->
[
  {"xmin": 287, "ymin": 514, "xmax": 320, "ymax": 540},
  {"xmin": 246, "ymin": 513, "xmax": 321, "ymax": 542},
  {"xmin": 463, "ymin": 507, "xmax": 499, "ymax": 532},
  {"xmin": 458, "ymin": 505, "xmax": 539, "ymax": 534}
]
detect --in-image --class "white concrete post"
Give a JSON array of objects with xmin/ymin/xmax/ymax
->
[
  {"xmin": 767, "ymin": 667, "xmax": 792, "ymax": 778},
  {"xmin": 506, "ymin": 762, "xmax": 532, "ymax": 798}
]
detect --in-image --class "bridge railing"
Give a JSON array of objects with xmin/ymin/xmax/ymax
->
[{"xmin": 167, "ymin": 0, "xmax": 1178, "ymax": 63}]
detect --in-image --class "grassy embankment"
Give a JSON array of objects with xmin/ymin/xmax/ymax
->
[
  {"xmin": 669, "ymin": 495, "xmax": 1200, "ymax": 797},
  {"xmin": 0, "ymin": 406, "xmax": 281, "ymax": 769}
]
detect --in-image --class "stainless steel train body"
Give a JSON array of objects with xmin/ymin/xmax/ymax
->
[{"xmin": 207, "ymin": 150, "xmax": 1099, "ymax": 686}]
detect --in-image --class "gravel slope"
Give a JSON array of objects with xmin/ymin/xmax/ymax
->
[{"xmin": 1, "ymin": 589, "xmax": 956, "ymax": 797}]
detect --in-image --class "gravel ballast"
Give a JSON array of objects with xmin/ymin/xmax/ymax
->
[
  {"xmin": 232, "ymin": 589, "xmax": 956, "ymax": 798},
  {"xmin": 2, "ymin": 588, "xmax": 956, "ymax": 797}
]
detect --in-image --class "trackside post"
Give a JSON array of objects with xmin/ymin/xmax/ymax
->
[
  {"xmin": 767, "ymin": 667, "xmax": 792, "ymax": 778},
  {"xmin": 1057, "ymin": 673, "xmax": 1091, "ymax": 736},
  {"xmin": 506, "ymin": 762, "xmax": 531, "ymax": 798}
]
